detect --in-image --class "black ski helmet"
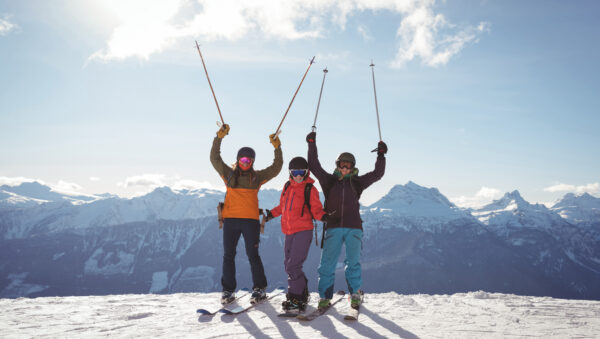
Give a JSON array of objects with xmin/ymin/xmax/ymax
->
[
  {"xmin": 288, "ymin": 156, "xmax": 308, "ymax": 170},
  {"xmin": 336, "ymin": 152, "xmax": 356, "ymax": 168},
  {"xmin": 237, "ymin": 147, "xmax": 255, "ymax": 160}
]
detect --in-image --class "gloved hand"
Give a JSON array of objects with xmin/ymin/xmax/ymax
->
[
  {"xmin": 321, "ymin": 214, "xmax": 328, "ymax": 223},
  {"xmin": 377, "ymin": 141, "xmax": 388, "ymax": 155},
  {"xmin": 265, "ymin": 209, "xmax": 274, "ymax": 222},
  {"xmin": 269, "ymin": 133, "xmax": 281, "ymax": 149},
  {"xmin": 306, "ymin": 131, "xmax": 316, "ymax": 143},
  {"xmin": 217, "ymin": 124, "xmax": 230, "ymax": 139}
]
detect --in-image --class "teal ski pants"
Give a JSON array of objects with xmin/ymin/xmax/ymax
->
[{"xmin": 317, "ymin": 227, "xmax": 363, "ymax": 299}]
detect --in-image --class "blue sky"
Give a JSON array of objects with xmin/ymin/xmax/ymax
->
[{"xmin": 1, "ymin": 0, "xmax": 599, "ymax": 207}]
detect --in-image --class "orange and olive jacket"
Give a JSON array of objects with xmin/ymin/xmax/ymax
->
[{"xmin": 210, "ymin": 136, "xmax": 283, "ymax": 220}]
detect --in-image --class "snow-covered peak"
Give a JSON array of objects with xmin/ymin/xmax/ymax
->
[
  {"xmin": 366, "ymin": 181, "xmax": 466, "ymax": 219},
  {"xmin": 0, "ymin": 182, "xmax": 99, "ymax": 206},
  {"xmin": 551, "ymin": 192, "xmax": 600, "ymax": 224},
  {"xmin": 472, "ymin": 190, "xmax": 567, "ymax": 230},
  {"xmin": 476, "ymin": 190, "xmax": 528, "ymax": 213}
]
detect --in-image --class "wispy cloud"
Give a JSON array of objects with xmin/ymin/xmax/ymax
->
[
  {"xmin": 0, "ymin": 176, "xmax": 36, "ymax": 186},
  {"xmin": 172, "ymin": 179, "xmax": 221, "ymax": 191},
  {"xmin": 451, "ymin": 186, "xmax": 503, "ymax": 208},
  {"xmin": 90, "ymin": 0, "xmax": 488, "ymax": 67},
  {"xmin": 0, "ymin": 15, "xmax": 17, "ymax": 36},
  {"xmin": 393, "ymin": 8, "xmax": 490, "ymax": 67},
  {"xmin": 544, "ymin": 182, "xmax": 600, "ymax": 195},
  {"xmin": 357, "ymin": 24, "xmax": 372, "ymax": 41},
  {"xmin": 118, "ymin": 173, "xmax": 167, "ymax": 189},
  {"xmin": 117, "ymin": 174, "xmax": 222, "ymax": 192}
]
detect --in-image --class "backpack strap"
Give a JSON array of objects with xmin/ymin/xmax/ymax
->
[{"xmin": 301, "ymin": 183, "xmax": 314, "ymax": 219}]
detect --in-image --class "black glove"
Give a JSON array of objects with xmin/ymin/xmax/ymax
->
[
  {"xmin": 265, "ymin": 210, "xmax": 274, "ymax": 222},
  {"xmin": 377, "ymin": 141, "xmax": 388, "ymax": 155},
  {"xmin": 306, "ymin": 132, "xmax": 316, "ymax": 143},
  {"xmin": 321, "ymin": 214, "xmax": 328, "ymax": 223}
]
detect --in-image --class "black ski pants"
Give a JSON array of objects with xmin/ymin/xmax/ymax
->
[{"xmin": 221, "ymin": 218, "xmax": 267, "ymax": 292}]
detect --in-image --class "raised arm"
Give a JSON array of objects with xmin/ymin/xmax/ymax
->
[
  {"xmin": 306, "ymin": 132, "xmax": 331, "ymax": 183},
  {"xmin": 356, "ymin": 141, "xmax": 387, "ymax": 190},
  {"xmin": 256, "ymin": 133, "xmax": 283, "ymax": 185},
  {"xmin": 210, "ymin": 125, "xmax": 233, "ymax": 180}
]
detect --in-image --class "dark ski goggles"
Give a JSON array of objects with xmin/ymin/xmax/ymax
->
[
  {"xmin": 290, "ymin": 169, "xmax": 307, "ymax": 177},
  {"xmin": 337, "ymin": 161, "xmax": 354, "ymax": 170}
]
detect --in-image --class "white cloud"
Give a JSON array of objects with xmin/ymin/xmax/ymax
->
[
  {"xmin": 357, "ymin": 24, "xmax": 372, "ymax": 41},
  {"xmin": 118, "ymin": 173, "xmax": 167, "ymax": 188},
  {"xmin": 54, "ymin": 180, "xmax": 83, "ymax": 192},
  {"xmin": 0, "ymin": 15, "xmax": 17, "ymax": 36},
  {"xmin": 0, "ymin": 176, "xmax": 37, "ymax": 186},
  {"xmin": 451, "ymin": 186, "xmax": 503, "ymax": 208},
  {"xmin": 90, "ymin": 0, "xmax": 487, "ymax": 67},
  {"xmin": 544, "ymin": 182, "xmax": 600, "ymax": 195},
  {"xmin": 172, "ymin": 179, "xmax": 222, "ymax": 191},
  {"xmin": 392, "ymin": 6, "xmax": 490, "ymax": 67},
  {"xmin": 89, "ymin": 177, "xmax": 101, "ymax": 182}
]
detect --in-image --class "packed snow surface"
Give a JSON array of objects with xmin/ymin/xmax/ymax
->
[{"xmin": 1, "ymin": 291, "xmax": 599, "ymax": 338}]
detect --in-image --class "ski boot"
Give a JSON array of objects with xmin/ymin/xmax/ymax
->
[
  {"xmin": 317, "ymin": 298, "xmax": 331, "ymax": 310},
  {"xmin": 349, "ymin": 290, "xmax": 364, "ymax": 309},
  {"xmin": 282, "ymin": 298, "xmax": 307, "ymax": 314},
  {"xmin": 282, "ymin": 292, "xmax": 307, "ymax": 314},
  {"xmin": 250, "ymin": 287, "xmax": 267, "ymax": 304},
  {"xmin": 221, "ymin": 290, "xmax": 235, "ymax": 305}
]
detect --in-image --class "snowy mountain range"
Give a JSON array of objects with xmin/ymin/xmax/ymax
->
[{"xmin": 1, "ymin": 181, "xmax": 599, "ymax": 300}]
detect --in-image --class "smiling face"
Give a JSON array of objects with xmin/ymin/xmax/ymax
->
[
  {"xmin": 337, "ymin": 161, "xmax": 354, "ymax": 176},
  {"xmin": 290, "ymin": 169, "xmax": 307, "ymax": 183},
  {"xmin": 238, "ymin": 157, "xmax": 253, "ymax": 171}
]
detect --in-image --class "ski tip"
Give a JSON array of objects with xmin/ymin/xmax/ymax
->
[
  {"xmin": 219, "ymin": 309, "xmax": 233, "ymax": 315},
  {"xmin": 196, "ymin": 309, "xmax": 208, "ymax": 314},
  {"xmin": 240, "ymin": 287, "xmax": 250, "ymax": 292}
]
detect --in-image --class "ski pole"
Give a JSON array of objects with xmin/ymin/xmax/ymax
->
[
  {"xmin": 311, "ymin": 67, "xmax": 328, "ymax": 132},
  {"xmin": 274, "ymin": 56, "xmax": 316, "ymax": 136},
  {"xmin": 195, "ymin": 41, "xmax": 225, "ymax": 125},
  {"xmin": 370, "ymin": 61, "xmax": 382, "ymax": 142}
]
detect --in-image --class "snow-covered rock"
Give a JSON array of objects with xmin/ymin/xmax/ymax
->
[{"xmin": 552, "ymin": 192, "xmax": 600, "ymax": 225}]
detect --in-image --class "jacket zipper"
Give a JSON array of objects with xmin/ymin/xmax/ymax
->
[{"xmin": 341, "ymin": 180, "xmax": 345, "ymax": 227}]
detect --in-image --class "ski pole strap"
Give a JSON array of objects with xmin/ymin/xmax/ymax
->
[
  {"xmin": 314, "ymin": 220, "xmax": 318, "ymax": 247},
  {"xmin": 320, "ymin": 222, "xmax": 326, "ymax": 249},
  {"xmin": 259, "ymin": 208, "xmax": 266, "ymax": 234},
  {"xmin": 217, "ymin": 202, "xmax": 224, "ymax": 229}
]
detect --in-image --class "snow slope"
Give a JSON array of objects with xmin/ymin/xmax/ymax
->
[
  {"xmin": 552, "ymin": 193, "xmax": 600, "ymax": 225},
  {"xmin": 1, "ymin": 291, "xmax": 599, "ymax": 338}
]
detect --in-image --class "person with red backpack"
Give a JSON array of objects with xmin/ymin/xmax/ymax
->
[{"xmin": 265, "ymin": 156, "xmax": 327, "ymax": 313}]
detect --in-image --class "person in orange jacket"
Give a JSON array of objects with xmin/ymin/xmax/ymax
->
[
  {"xmin": 210, "ymin": 124, "xmax": 283, "ymax": 304},
  {"xmin": 265, "ymin": 156, "xmax": 327, "ymax": 313}
]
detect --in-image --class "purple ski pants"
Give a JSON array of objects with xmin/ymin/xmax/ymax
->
[{"xmin": 284, "ymin": 229, "xmax": 313, "ymax": 296}]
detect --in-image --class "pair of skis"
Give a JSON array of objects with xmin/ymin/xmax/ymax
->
[
  {"xmin": 277, "ymin": 290, "xmax": 361, "ymax": 321},
  {"xmin": 196, "ymin": 287, "xmax": 285, "ymax": 316}
]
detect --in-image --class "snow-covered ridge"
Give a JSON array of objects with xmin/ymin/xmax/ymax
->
[
  {"xmin": 2, "ymin": 181, "xmax": 599, "ymax": 239},
  {"xmin": 471, "ymin": 190, "xmax": 568, "ymax": 230},
  {"xmin": 365, "ymin": 181, "xmax": 470, "ymax": 220},
  {"xmin": 551, "ymin": 192, "xmax": 600, "ymax": 224}
]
